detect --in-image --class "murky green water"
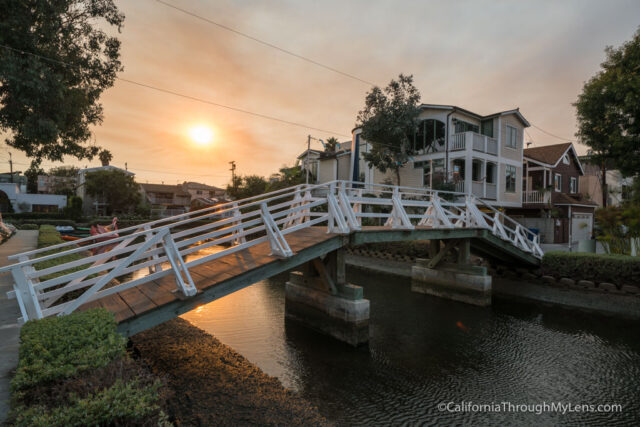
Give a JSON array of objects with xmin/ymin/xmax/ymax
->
[{"xmin": 182, "ymin": 268, "xmax": 640, "ymax": 425}]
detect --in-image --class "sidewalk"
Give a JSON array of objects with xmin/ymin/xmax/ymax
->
[{"xmin": 0, "ymin": 230, "xmax": 38, "ymax": 422}]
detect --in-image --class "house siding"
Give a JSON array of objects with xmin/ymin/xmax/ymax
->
[
  {"xmin": 499, "ymin": 163, "xmax": 522, "ymax": 204},
  {"xmin": 500, "ymin": 114, "xmax": 524, "ymax": 161}
]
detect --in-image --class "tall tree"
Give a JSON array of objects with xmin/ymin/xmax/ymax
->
[
  {"xmin": 99, "ymin": 149, "xmax": 113, "ymax": 166},
  {"xmin": 574, "ymin": 27, "xmax": 640, "ymax": 207},
  {"xmin": 0, "ymin": 0, "xmax": 124, "ymax": 172},
  {"xmin": 226, "ymin": 175, "xmax": 269, "ymax": 200},
  {"xmin": 356, "ymin": 74, "xmax": 421, "ymax": 185},
  {"xmin": 85, "ymin": 169, "xmax": 139, "ymax": 215}
]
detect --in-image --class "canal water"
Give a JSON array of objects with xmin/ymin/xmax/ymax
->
[{"xmin": 182, "ymin": 268, "xmax": 640, "ymax": 425}]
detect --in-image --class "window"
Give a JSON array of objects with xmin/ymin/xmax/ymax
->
[
  {"xmin": 481, "ymin": 119, "xmax": 494, "ymax": 137},
  {"xmin": 570, "ymin": 177, "xmax": 577, "ymax": 193},
  {"xmin": 486, "ymin": 163, "xmax": 496, "ymax": 184},
  {"xmin": 413, "ymin": 119, "xmax": 445, "ymax": 153},
  {"xmin": 196, "ymin": 190, "xmax": 202, "ymax": 195},
  {"xmin": 562, "ymin": 154, "xmax": 570, "ymax": 165},
  {"xmin": 505, "ymin": 165, "xmax": 517, "ymax": 193},
  {"xmin": 505, "ymin": 125, "xmax": 518, "ymax": 149},
  {"xmin": 554, "ymin": 174, "xmax": 562, "ymax": 192},
  {"xmin": 472, "ymin": 160, "xmax": 482, "ymax": 182},
  {"xmin": 454, "ymin": 120, "xmax": 480, "ymax": 134}
]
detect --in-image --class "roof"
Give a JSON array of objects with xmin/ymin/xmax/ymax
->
[
  {"xmin": 553, "ymin": 193, "xmax": 598, "ymax": 207},
  {"xmin": 523, "ymin": 142, "xmax": 584, "ymax": 175},
  {"xmin": 296, "ymin": 149, "xmax": 323, "ymax": 160},
  {"xmin": 182, "ymin": 181, "xmax": 224, "ymax": 191},
  {"xmin": 353, "ymin": 103, "xmax": 530, "ymax": 132},
  {"xmin": 319, "ymin": 148, "xmax": 351, "ymax": 159},
  {"xmin": 140, "ymin": 183, "xmax": 190, "ymax": 196}
]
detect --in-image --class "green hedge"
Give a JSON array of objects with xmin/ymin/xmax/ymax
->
[
  {"xmin": 542, "ymin": 251, "xmax": 640, "ymax": 286},
  {"xmin": 16, "ymin": 223, "xmax": 38, "ymax": 230},
  {"xmin": 34, "ymin": 225, "xmax": 91, "ymax": 282},
  {"xmin": 12, "ymin": 309, "xmax": 126, "ymax": 391},
  {"xmin": 9, "ymin": 309, "xmax": 167, "ymax": 426},
  {"xmin": 7, "ymin": 219, "xmax": 77, "ymax": 228}
]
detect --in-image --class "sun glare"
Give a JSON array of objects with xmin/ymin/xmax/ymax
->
[{"xmin": 189, "ymin": 125, "xmax": 213, "ymax": 145}]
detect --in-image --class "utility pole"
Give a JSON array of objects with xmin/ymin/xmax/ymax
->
[
  {"xmin": 8, "ymin": 152, "xmax": 13, "ymax": 183},
  {"xmin": 306, "ymin": 135, "xmax": 311, "ymax": 184},
  {"xmin": 229, "ymin": 161, "xmax": 236, "ymax": 190}
]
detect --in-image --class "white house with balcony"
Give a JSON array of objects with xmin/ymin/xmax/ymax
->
[{"xmin": 349, "ymin": 104, "xmax": 529, "ymax": 208}]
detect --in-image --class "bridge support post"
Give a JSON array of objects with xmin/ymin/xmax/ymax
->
[
  {"xmin": 411, "ymin": 238, "xmax": 492, "ymax": 306},
  {"xmin": 285, "ymin": 248, "xmax": 369, "ymax": 346}
]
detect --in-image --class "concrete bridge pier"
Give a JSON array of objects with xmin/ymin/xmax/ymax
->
[
  {"xmin": 285, "ymin": 248, "xmax": 370, "ymax": 346},
  {"xmin": 411, "ymin": 239, "xmax": 492, "ymax": 306}
]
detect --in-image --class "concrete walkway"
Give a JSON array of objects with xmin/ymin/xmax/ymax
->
[{"xmin": 0, "ymin": 230, "xmax": 38, "ymax": 422}]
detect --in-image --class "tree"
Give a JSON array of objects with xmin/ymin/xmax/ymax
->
[
  {"xmin": 24, "ymin": 165, "xmax": 44, "ymax": 194},
  {"xmin": 324, "ymin": 137, "xmax": 339, "ymax": 153},
  {"xmin": 0, "ymin": 0, "xmax": 124, "ymax": 172},
  {"xmin": 226, "ymin": 175, "xmax": 269, "ymax": 200},
  {"xmin": 99, "ymin": 149, "xmax": 113, "ymax": 166},
  {"xmin": 85, "ymin": 170, "xmax": 139, "ymax": 215},
  {"xmin": 356, "ymin": 74, "xmax": 421, "ymax": 185},
  {"xmin": 574, "ymin": 28, "xmax": 640, "ymax": 207},
  {"xmin": 48, "ymin": 165, "xmax": 79, "ymax": 197}
]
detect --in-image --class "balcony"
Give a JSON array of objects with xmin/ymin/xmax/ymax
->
[
  {"xmin": 450, "ymin": 132, "xmax": 498, "ymax": 155},
  {"xmin": 523, "ymin": 190, "xmax": 550, "ymax": 204}
]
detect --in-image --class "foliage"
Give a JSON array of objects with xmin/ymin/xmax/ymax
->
[
  {"xmin": 268, "ymin": 164, "xmax": 306, "ymax": 191},
  {"xmin": 12, "ymin": 379, "xmax": 166, "ymax": 427},
  {"xmin": 63, "ymin": 196, "xmax": 83, "ymax": 220},
  {"xmin": 542, "ymin": 251, "xmax": 640, "ymax": 286},
  {"xmin": 574, "ymin": 27, "xmax": 640, "ymax": 179},
  {"xmin": 11, "ymin": 308, "xmax": 126, "ymax": 392},
  {"xmin": 595, "ymin": 204, "xmax": 640, "ymax": 254},
  {"xmin": 6, "ymin": 218, "xmax": 76, "ymax": 228},
  {"xmin": 0, "ymin": 0, "xmax": 124, "ymax": 167},
  {"xmin": 85, "ymin": 169, "xmax": 140, "ymax": 215},
  {"xmin": 226, "ymin": 174, "xmax": 269, "ymax": 200},
  {"xmin": 324, "ymin": 136, "xmax": 339, "ymax": 152},
  {"xmin": 48, "ymin": 166, "xmax": 79, "ymax": 178},
  {"xmin": 16, "ymin": 223, "xmax": 38, "ymax": 230},
  {"xmin": 98, "ymin": 149, "xmax": 113, "ymax": 166},
  {"xmin": 356, "ymin": 74, "xmax": 421, "ymax": 185},
  {"xmin": 24, "ymin": 165, "xmax": 44, "ymax": 193}
]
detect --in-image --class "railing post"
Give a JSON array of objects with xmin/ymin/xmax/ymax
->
[
  {"xmin": 231, "ymin": 202, "xmax": 246, "ymax": 245},
  {"xmin": 162, "ymin": 232, "xmax": 197, "ymax": 297},
  {"xmin": 11, "ymin": 265, "xmax": 42, "ymax": 322},
  {"xmin": 144, "ymin": 225, "xmax": 163, "ymax": 274},
  {"xmin": 261, "ymin": 203, "xmax": 293, "ymax": 257}
]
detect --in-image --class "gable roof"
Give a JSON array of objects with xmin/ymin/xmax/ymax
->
[
  {"xmin": 182, "ymin": 181, "xmax": 224, "ymax": 191},
  {"xmin": 553, "ymin": 193, "xmax": 598, "ymax": 207},
  {"xmin": 523, "ymin": 143, "xmax": 584, "ymax": 175},
  {"xmin": 419, "ymin": 104, "xmax": 531, "ymax": 127},
  {"xmin": 140, "ymin": 183, "xmax": 190, "ymax": 196}
]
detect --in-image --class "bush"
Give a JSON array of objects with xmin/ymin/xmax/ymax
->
[
  {"xmin": 11, "ymin": 309, "xmax": 126, "ymax": 392},
  {"xmin": 17, "ymin": 223, "xmax": 38, "ymax": 230},
  {"xmin": 9, "ymin": 309, "xmax": 168, "ymax": 426},
  {"xmin": 3, "ymin": 212, "xmax": 66, "ymax": 220},
  {"xmin": 542, "ymin": 251, "xmax": 640, "ymax": 286},
  {"xmin": 12, "ymin": 379, "xmax": 166, "ymax": 427},
  {"xmin": 34, "ymin": 225, "xmax": 91, "ymax": 282}
]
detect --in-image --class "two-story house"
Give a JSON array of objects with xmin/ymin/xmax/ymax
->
[
  {"xmin": 349, "ymin": 104, "xmax": 530, "ymax": 208},
  {"xmin": 506, "ymin": 143, "xmax": 596, "ymax": 244},
  {"xmin": 140, "ymin": 183, "xmax": 191, "ymax": 218}
]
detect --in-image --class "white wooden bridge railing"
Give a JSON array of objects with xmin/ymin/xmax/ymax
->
[{"xmin": 0, "ymin": 180, "xmax": 542, "ymax": 323}]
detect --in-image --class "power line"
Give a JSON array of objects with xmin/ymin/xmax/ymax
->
[
  {"xmin": 0, "ymin": 43, "xmax": 349, "ymax": 137},
  {"xmin": 530, "ymin": 123, "xmax": 575, "ymax": 142},
  {"xmin": 154, "ymin": 0, "xmax": 376, "ymax": 87}
]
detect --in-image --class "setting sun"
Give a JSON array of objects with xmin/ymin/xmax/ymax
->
[{"xmin": 189, "ymin": 125, "xmax": 213, "ymax": 145}]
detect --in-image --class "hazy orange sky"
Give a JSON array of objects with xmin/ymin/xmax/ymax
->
[{"xmin": 3, "ymin": 0, "xmax": 640, "ymax": 188}]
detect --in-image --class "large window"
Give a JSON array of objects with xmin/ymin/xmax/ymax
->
[
  {"xmin": 570, "ymin": 176, "xmax": 577, "ymax": 193},
  {"xmin": 413, "ymin": 119, "xmax": 445, "ymax": 154},
  {"xmin": 554, "ymin": 174, "xmax": 562, "ymax": 192},
  {"xmin": 481, "ymin": 119, "xmax": 494, "ymax": 137},
  {"xmin": 505, "ymin": 165, "xmax": 517, "ymax": 193},
  {"xmin": 454, "ymin": 120, "xmax": 479, "ymax": 134},
  {"xmin": 506, "ymin": 125, "xmax": 518, "ymax": 148}
]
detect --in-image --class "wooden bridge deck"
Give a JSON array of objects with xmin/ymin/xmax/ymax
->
[{"xmin": 78, "ymin": 226, "xmax": 539, "ymax": 336}]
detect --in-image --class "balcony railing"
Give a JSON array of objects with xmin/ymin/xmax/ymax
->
[
  {"xmin": 523, "ymin": 190, "xmax": 550, "ymax": 204},
  {"xmin": 485, "ymin": 183, "xmax": 497, "ymax": 200},
  {"xmin": 455, "ymin": 181, "xmax": 465, "ymax": 193},
  {"xmin": 452, "ymin": 132, "xmax": 497, "ymax": 155}
]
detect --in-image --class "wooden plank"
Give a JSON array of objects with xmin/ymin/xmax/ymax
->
[
  {"xmin": 137, "ymin": 281, "xmax": 176, "ymax": 307},
  {"xmin": 98, "ymin": 293, "xmax": 135, "ymax": 323},
  {"xmin": 118, "ymin": 286, "xmax": 157, "ymax": 316}
]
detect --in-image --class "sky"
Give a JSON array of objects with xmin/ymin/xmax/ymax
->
[{"xmin": 3, "ymin": 0, "xmax": 640, "ymax": 188}]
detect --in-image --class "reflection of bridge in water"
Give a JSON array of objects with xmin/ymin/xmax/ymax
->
[{"xmin": 2, "ymin": 181, "xmax": 541, "ymax": 345}]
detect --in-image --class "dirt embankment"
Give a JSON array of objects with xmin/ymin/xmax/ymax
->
[{"xmin": 131, "ymin": 318, "xmax": 331, "ymax": 426}]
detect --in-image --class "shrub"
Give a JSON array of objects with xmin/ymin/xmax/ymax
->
[
  {"xmin": 12, "ymin": 380, "xmax": 166, "ymax": 427},
  {"xmin": 11, "ymin": 309, "xmax": 126, "ymax": 392},
  {"xmin": 34, "ymin": 225, "xmax": 91, "ymax": 282},
  {"xmin": 17, "ymin": 223, "xmax": 38, "ymax": 230},
  {"xmin": 542, "ymin": 251, "xmax": 640, "ymax": 286}
]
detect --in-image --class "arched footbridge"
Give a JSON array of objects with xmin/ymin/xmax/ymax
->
[{"xmin": 2, "ymin": 181, "xmax": 541, "ymax": 337}]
